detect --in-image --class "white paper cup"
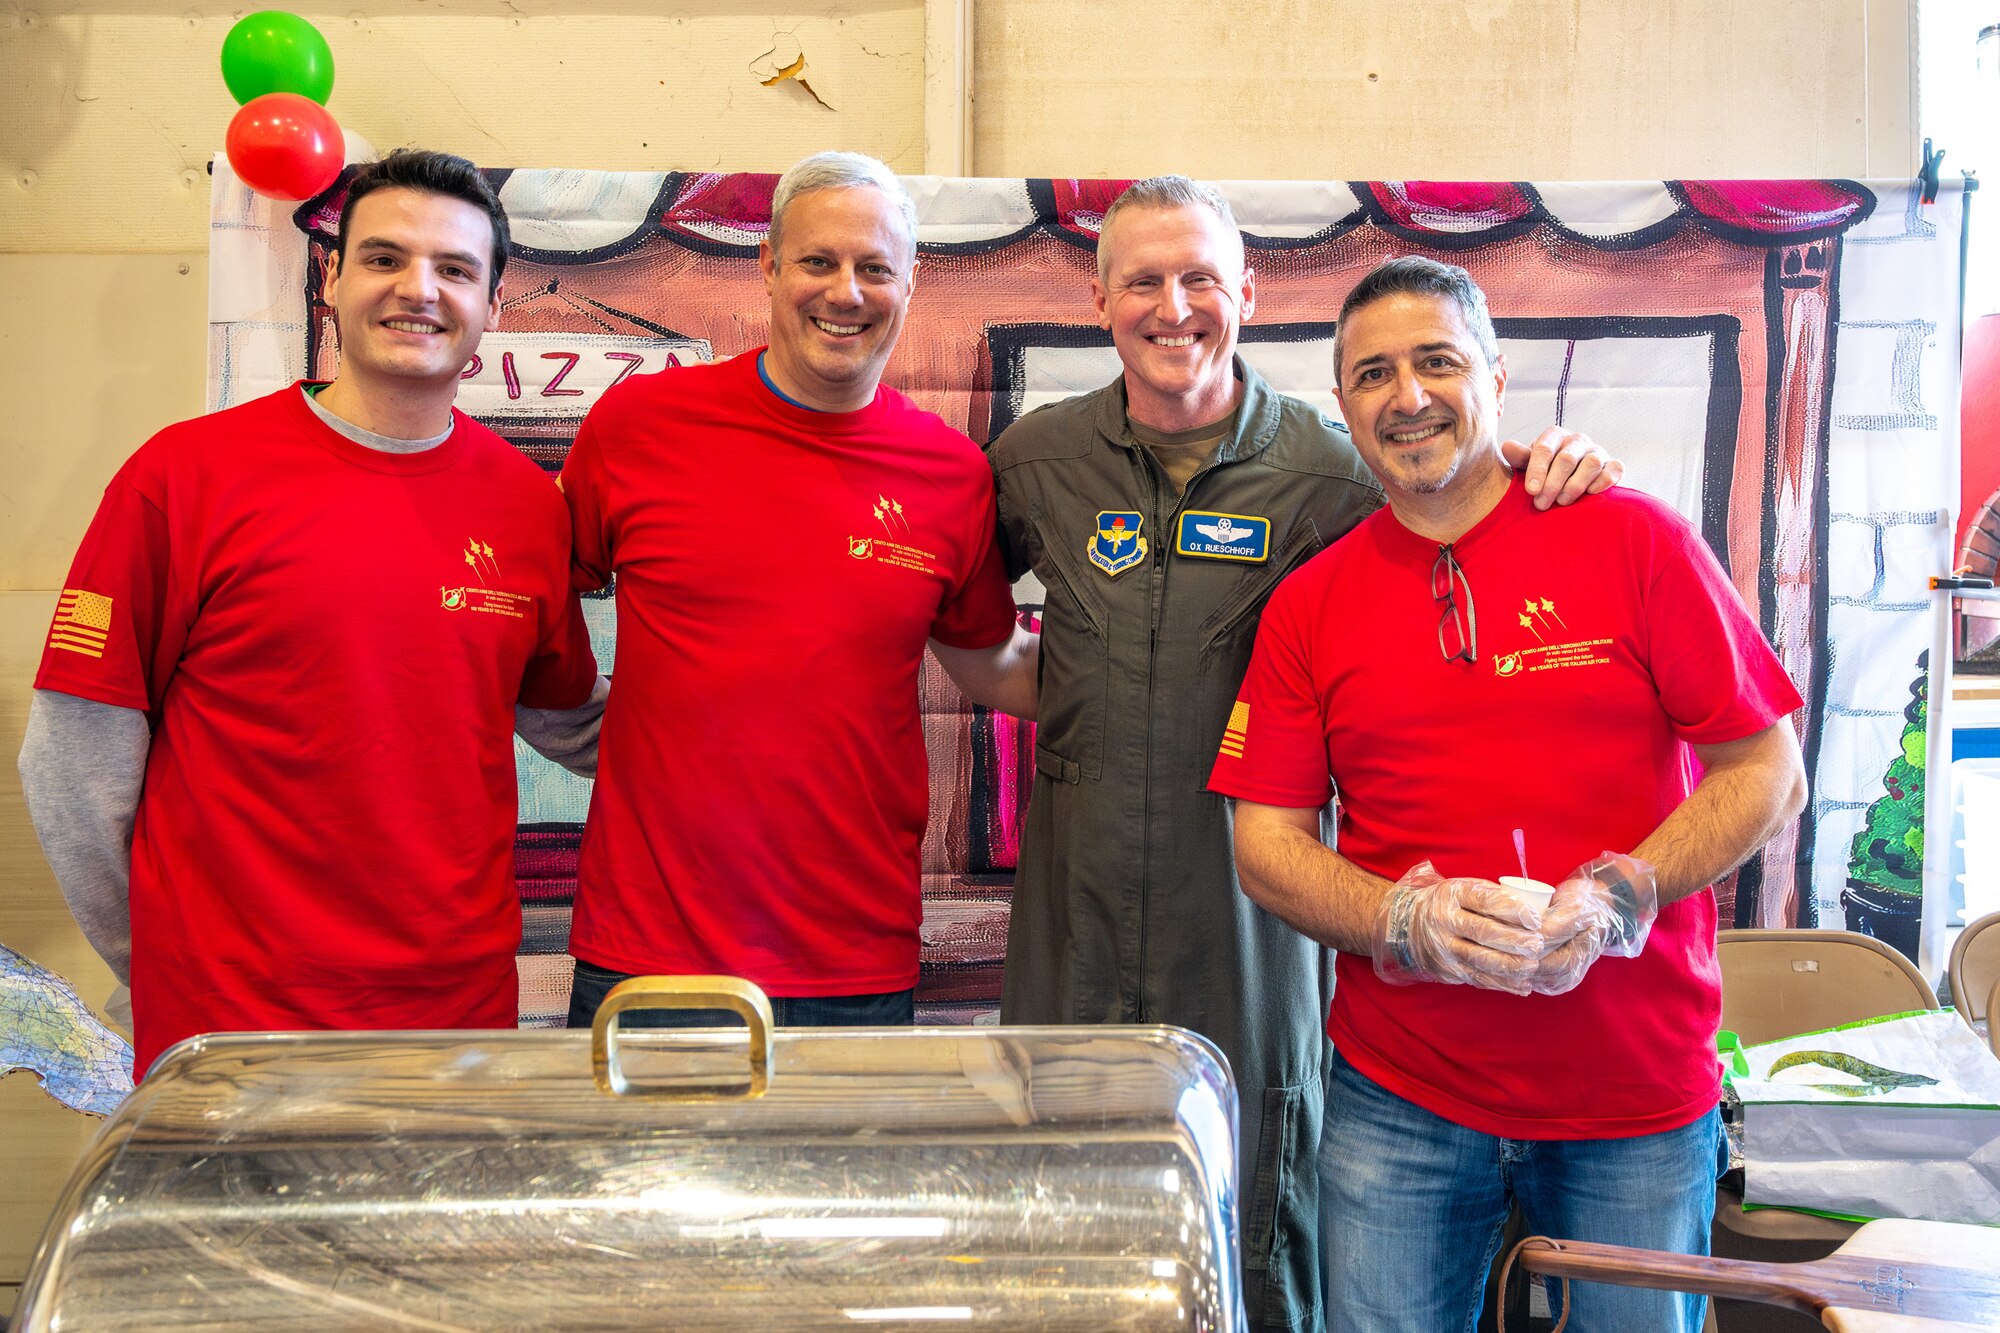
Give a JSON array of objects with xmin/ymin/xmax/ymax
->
[{"xmin": 1496, "ymin": 876, "xmax": 1556, "ymax": 914}]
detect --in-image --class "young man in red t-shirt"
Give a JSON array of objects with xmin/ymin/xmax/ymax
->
[
  {"xmin": 558, "ymin": 152, "xmax": 1039, "ymax": 1029},
  {"xmin": 19, "ymin": 150, "xmax": 602, "ymax": 1077},
  {"xmin": 1209, "ymin": 257, "xmax": 1808, "ymax": 1333}
]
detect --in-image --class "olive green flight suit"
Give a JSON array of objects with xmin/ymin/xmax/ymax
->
[{"xmin": 989, "ymin": 359, "xmax": 1382, "ymax": 1332}]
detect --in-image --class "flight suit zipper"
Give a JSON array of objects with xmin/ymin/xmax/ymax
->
[
  {"xmin": 1137, "ymin": 450, "xmax": 1167, "ymax": 1022},
  {"xmin": 1136, "ymin": 442, "xmax": 1235, "ymax": 1024}
]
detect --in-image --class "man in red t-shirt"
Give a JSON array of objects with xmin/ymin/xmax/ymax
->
[
  {"xmin": 559, "ymin": 152, "xmax": 1037, "ymax": 1029},
  {"xmin": 1209, "ymin": 257, "xmax": 1808, "ymax": 1333},
  {"xmin": 19, "ymin": 150, "xmax": 602, "ymax": 1078}
]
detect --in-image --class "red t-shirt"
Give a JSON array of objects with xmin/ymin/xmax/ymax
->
[
  {"xmin": 560, "ymin": 351, "xmax": 1018, "ymax": 994},
  {"xmin": 1208, "ymin": 476, "xmax": 1802, "ymax": 1139},
  {"xmin": 36, "ymin": 386, "xmax": 598, "ymax": 1076}
]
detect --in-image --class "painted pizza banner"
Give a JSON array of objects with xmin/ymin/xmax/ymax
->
[{"xmin": 207, "ymin": 167, "xmax": 1965, "ymax": 1023}]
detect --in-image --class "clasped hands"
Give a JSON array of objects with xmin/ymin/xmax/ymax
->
[{"xmin": 1371, "ymin": 854, "xmax": 1659, "ymax": 996}]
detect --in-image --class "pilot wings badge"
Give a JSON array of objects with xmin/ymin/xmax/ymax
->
[
  {"xmin": 1176, "ymin": 510, "xmax": 1270, "ymax": 562},
  {"xmin": 1089, "ymin": 511, "xmax": 1147, "ymax": 577}
]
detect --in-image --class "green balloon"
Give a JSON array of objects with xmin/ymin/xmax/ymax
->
[{"xmin": 220, "ymin": 11, "xmax": 334, "ymax": 106}]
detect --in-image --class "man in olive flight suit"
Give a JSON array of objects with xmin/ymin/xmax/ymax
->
[{"xmin": 987, "ymin": 176, "xmax": 1620, "ymax": 1331}]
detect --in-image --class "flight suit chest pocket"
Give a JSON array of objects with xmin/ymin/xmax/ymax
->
[
  {"xmin": 1025, "ymin": 501, "xmax": 1109, "ymax": 641},
  {"xmin": 1199, "ymin": 523, "xmax": 1323, "ymax": 651},
  {"xmin": 1025, "ymin": 500, "xmax": 1110, "ymax": 783}
]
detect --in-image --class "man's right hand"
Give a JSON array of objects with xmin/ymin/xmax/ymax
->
[{"xmin": 1371, "ymin": 862, "xmax": 1547, "ymax": 995}]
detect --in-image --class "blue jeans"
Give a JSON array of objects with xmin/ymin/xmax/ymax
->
[
  {"xmin": 1321, "ymin": 1049, "xmax": 1724, "ymax": 1333},
  {"xmin": 565, "ymin": 959, "xmax": 915, "ymax": 1029}
]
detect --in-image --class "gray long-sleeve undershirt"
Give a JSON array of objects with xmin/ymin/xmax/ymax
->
[
  {"xmin": 517, "ymin": 675, "xmax": 610, "ymax": 777},
  {"xmin": 18, "ymin": 690, "xmax": 146, "ymax": 986},
  {"xmin": 20, "ymin": 681, "xmax": 607, "ymax": 994},
  {"xmin": 18, "ymin": 386, "xmax": 608, "ymax": 995}
]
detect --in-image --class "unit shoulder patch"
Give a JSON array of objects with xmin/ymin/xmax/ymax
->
[{"xmin": 1089, "ymin": 511, "xmax": 1147, "ymax": 577}]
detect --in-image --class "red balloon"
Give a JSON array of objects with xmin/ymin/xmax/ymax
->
[{"xmin": 225, "ymin": 93, "xmax": 343, "ymax": 201}]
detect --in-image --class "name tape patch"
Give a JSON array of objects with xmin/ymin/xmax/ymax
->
[{"xmin": 1176, "ymin": 511, "xmax": 1270, "ymax": 562}]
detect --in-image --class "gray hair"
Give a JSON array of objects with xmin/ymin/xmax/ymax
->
[
  {"xmin": 1097, "ymin": 175, "xmax": 1243, "ymax": 282},
  {"xmin": 768, "ymin": 151, "xmax": 919, "ymax": 261},
  {"xmin": 1333, "ymin": 256, "xmax": 1501, "ymax": 379}
]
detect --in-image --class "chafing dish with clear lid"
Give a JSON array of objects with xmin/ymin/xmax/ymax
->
[{"xmin": 17, "ymin": 976, "xmax": 1243, "ymax": 1330}]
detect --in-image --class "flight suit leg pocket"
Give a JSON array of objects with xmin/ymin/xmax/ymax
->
[
  {"xmin": 1033, "ymin": 743, "xmax": 1082, "ymax": 784},
  {"xmin": 1243, "ymin": 1072, "xmax": 1325, "ymax": 1331}
]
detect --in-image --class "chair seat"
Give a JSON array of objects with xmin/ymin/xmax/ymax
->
[{"xmin": 1714, "ymin": 1186, "xmax": 1859, "ymax": 1242}]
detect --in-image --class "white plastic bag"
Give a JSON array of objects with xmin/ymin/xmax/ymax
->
[{"xmin": 1732, "ymin": 1009, "xmax": 2000, "ymax": 1224}]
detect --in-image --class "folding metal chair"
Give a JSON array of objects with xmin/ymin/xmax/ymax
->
[
  {"xmin": 1989, "ymin": 977, "xmax": 2000, "ymax": 1058},
  {"xmin": 1708, "ymin": 929, "xmax": 1940, "ymax": 1330},
  {"xmin": 1719, "ymin": 928, "xmax": 1937, "ymax": 1047},
  {"xmin": 1949, "ymin": 910, "xmax": 2000, "ymax": 1037}
]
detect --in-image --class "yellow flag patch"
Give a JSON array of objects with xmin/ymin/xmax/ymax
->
[
  {"xmin": 1219, "ymin": 700, "xmax": 1249, "ymax": 758},
  {"xmin": 49, "ymin": 588, "xmax": 113, "ymax": 659}
]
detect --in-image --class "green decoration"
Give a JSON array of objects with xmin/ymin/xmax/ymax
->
[
  {"xmin": 1847, "ymin": 653, "xmax": 1927, "ymax": 899},
  {"xmin": 221, "ymin": 11, "xmax": 334, "ymax": 107}
]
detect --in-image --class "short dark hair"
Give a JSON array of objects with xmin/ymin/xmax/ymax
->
[
  {"xmin": 1334, "ymin": 256, "xmax": 1500, "ymax": 380},
  {"xmin": 336, "ymin": 149, "xmax": 510, "ymax": 294}
]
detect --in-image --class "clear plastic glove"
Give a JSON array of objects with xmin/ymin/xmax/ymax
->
[
  {"xmin": 1525, "ymin": 852, "xmax": 1660, "ymax": 996},
  {"xmin": 1373, "ymin": 861, "xmax": 1548, "ymax": 995}
]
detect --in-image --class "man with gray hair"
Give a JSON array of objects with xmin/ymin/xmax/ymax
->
[
  {"xmin": 1214, "ymin": 256, "xmax": 1804, "ymax": 1332},
  {"xmin": 560, "ymin": 151, "xmax": 1038, "ymax": 1029},
  {"xmin": 987, "ymin": 179, "xmax": 1619, "ymax": 1329}
]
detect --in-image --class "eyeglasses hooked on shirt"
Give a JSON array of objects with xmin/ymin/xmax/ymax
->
[{"xmin": 1432, "ymin": 543, "xmax": 1477, "ymax": 664}]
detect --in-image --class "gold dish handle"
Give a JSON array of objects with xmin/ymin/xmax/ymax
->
[{"xmin": 591, "ymin": 975, "xmax": 775, "ymax": 1099}]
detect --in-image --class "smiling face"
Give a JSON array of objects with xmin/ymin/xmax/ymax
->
[
  {"xmin": 758, "ymin": 185, "xmax": 916, "ymax": 412},
  {"xmin": 1094, "ymin": 204, "xmax": 1256, "ymax": 429},
  {"xmin": 1333, "ymin": 290, "xmax": 1508, "ymax": 502},
  {"xmin": 322, "ymin": 187, "xmax": 502, "ymax": 396}
]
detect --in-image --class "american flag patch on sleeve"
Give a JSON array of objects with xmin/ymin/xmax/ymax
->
[
  {"xmin": 1218, "ymin": 700, "xmax": 1248, "ymax": 759},
  {"xmin": 48, "ymin": 589, "xmax": 114, "ymax": 659}
]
